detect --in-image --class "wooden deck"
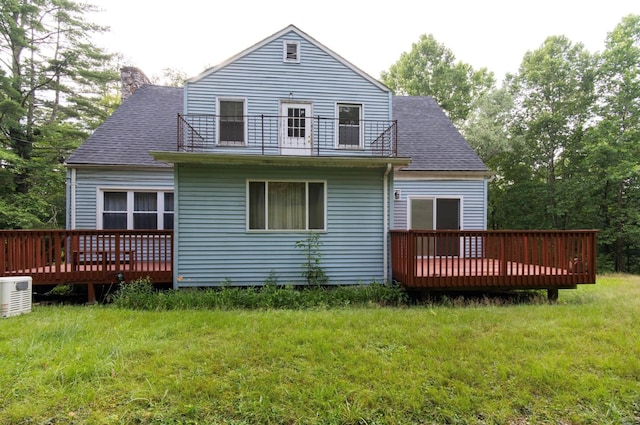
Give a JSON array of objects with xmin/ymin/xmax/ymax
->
[
  {"xmin": 391, "ymin": 230, "xmax": 597, "ymax": 293},
  {"xmin": 1, "ymin": 230, "xmax": 173, "ymax": 302},
  {"xmin": 2, "ymin": 229, "xmax": 597, "ymax": 302}
]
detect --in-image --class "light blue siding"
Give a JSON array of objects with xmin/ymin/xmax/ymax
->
[
  {"xmin": 175, "ymin": 164, "xmax": 387, "ymax": 286},
  {"xmin": 70, "ymin": 168, "xmax": 173, "ymax": 229},
  {"xmin": 185, "ymin": 30, "xmax": 390, "ymax": 129},
  {"xmin": 392, "ymin": 179, "xmax": 487, "ymax": 230}
]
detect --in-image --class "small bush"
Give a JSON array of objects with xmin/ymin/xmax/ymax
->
[
  {"xmin": 111, "ymin": 277, "xmax": 156, "ymax": 309},
  {"xmin": 110, "ymin": 281, "xmax": 409, "ymax": 311}
]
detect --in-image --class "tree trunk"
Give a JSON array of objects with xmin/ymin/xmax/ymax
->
[{"xmin": 615, "ymin": 181, "xmax": 625, "ymax": 272}]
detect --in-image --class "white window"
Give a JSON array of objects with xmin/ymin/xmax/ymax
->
[
  {"xmin": 337, "ymin": 103, "xmax": 362, "ymax": 148},
  {"xmin": 217, "ymin": 98, "xmax": 246, "ymax": 145},
  {"xmin": 408, "ymin": 197, "xmax": 461, "ymax": 256},
  {"xmin": 248, "ymin": 181, "xmax": 326, "ymax": 231},
  {"xmin": 100, "ymin": 190, "xmax": 173, "ymax": 230},
  {"xmin": 283, "ymin": 40, "xmax": 300, "ymax": 63}
]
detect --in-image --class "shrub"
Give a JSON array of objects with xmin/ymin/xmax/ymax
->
[
  {"xmin": 109, "ymin": 281, "xmax": 409, "ymax": 311},
  {"xmin": 295, "ymin": 233, "xmax": 328, "ymax": 286},
  {"xmin": 111, "ymin": 277, "xmax": 156, "ymax": 309}
]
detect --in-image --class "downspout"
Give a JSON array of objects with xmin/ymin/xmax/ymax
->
[
  {"xmin": 383, "ymin": 163, "xmax": 392, "ymax": 282},
  {"xmin": 70, "ymin": 168, "xmax": 77, "ymax": 229}
]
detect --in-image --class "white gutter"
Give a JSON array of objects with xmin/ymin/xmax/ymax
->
[
  {"xmin": 70, "ymin": 168, "xmax": 77, "ymax": 229},
  {"xmin": 383, "ymin": 163, "xmax": 392, "ymax": 282}
]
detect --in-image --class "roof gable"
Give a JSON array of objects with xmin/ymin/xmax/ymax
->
[{"xmin": 187, "ymin": 24, "xmax": 390, "ymax": 93}]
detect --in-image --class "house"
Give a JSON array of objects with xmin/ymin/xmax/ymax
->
[{"xmin": 65, "ymin": 25, "xmax": 490, "ymax": 288}]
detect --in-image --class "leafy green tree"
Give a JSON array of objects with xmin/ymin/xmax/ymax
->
[
  {"xmin": 381, "ymin": 34, "xmax": 495, "ymax": 126},
  {"xmin": 155, "ymin": 67, "xmax": 188, "ymax": 87},
  {"xmin": 0, "ymin": 0, "xmax": 119, "ymax": 228},
  {"xmin": 500, "ymin": 36, "xmax": 596, "ymax": 230},
  {"xmin": 585, "ymin": 14, "xmax": 640, "ymax": 272}
]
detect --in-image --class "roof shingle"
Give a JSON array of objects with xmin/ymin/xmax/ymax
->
[
  {"xmin": 66, "ymin": 85, "xmax": 183, "ymax": 167},
  {"xmin": 393, "ymin": 96, "xmax": 487, "ymax": 172},
  {"xmin": 67, "ymin": 88, "xmax": 486, "ymax": 173}
]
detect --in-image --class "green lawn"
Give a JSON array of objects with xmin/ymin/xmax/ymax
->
[{"xmin": 1, "ymin": 275, "xmax": 639, "ymax": 424}]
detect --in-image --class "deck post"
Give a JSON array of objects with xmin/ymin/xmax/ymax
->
[
  {"xmin": 547, "ymin": 288, "xmax": 559, "ymax": 302},
  {"xmin": 87, "ymin": 282, "xmax": 96, "ymax": 304}
]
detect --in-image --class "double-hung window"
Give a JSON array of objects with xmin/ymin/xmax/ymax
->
[
  {"xmin": 218, "ymin": 98, "xmax": 246, "ymax": 145},
  {"xmin": 337, "ymin": 103, "xmax": 362, "ymax": 148},
  {"xmin": 101, "ymin": 190, "xmax": 174, "ymax": 230},
  {"xmin": 248, "ymin": 181, "xmax": 325, "ymax": 231}
]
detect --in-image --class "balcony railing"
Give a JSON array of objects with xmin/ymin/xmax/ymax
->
[{"xmin": 177, "ymin": 114, "xmax": 398, "ymax": 157}]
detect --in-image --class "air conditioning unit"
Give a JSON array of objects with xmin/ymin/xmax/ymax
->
[{"xmin": 0, "ymin": 276, "xmax": 32, "ymax": 318}]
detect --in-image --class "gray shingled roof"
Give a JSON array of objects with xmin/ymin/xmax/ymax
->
[
  {"xmin": 66, "ymin": 88, "xmax": 485, "ymax": 173},
  {"xmin": 393, "ymin": 96, "xmax": 487, "ymax": 172},
  {"xmin": 66, "ymin": 85, "xmax": 183, "ymax": 167}
]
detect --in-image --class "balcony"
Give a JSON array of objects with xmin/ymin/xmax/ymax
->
[{"xmin": 177, "ymin": 114, "xmax": 398, "ymax": 157}]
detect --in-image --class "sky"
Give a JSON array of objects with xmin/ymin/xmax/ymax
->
[{"xmin": 88, "ymin": 0, "xmax": 639, "ymax": 84}]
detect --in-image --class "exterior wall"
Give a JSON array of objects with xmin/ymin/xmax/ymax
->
[
  {"xmin": 69, "ymin": 167, "xmax": 174, "ymax": 229},
  {"xmin": 185, "ymin": 30, "xmax": 391, "ymax": 155},
  {"xmin": 174, "ymin": 164, "xmax": 388, "ymax": 286},
  {"xmin": 392, "ymin": 177, "xmax": 487, "ymax": 230}
]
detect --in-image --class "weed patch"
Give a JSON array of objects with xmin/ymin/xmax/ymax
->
[{"xmin": 111, "ymin": 278, "xmax": 409, "ymax": 310}]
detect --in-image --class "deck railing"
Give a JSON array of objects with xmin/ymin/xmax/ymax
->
[
  {"xmin": 177, "ymin": 114, "xmax": 398, "ymax": 157},
  {"xmin": 0, "ymin": 230, "xmax": 173, "ymax": 287},
  {"xmin": 390, "ymin": 230, "xmax": 597, "ymax": 290}
]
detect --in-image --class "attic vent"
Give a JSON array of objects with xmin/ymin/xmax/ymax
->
[{"xmin": 283, "ymin": 40, "xmax": 300, "ymax": 63}]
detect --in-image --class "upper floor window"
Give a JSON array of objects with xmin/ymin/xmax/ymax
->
[
  {"xmin": 218, "ymin": 98, "xmax": 246, "ymax": 145},
  {"xmin": 101, "ymin": 190, "xmax": 173, "ymax": 230},
  {"xmin": 283, "ymin": 40, "xmax": 300, "ymax": 63},
  {"xmin": 337, "ymin": 103, "xmax": 362, "ymax": 148},
  {"xmin": 248, "ymin": 180, "xmax": 325, "ymax": 231}
]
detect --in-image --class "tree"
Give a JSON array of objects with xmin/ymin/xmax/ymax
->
[
  {"xmin": 155, "ymin": 67, "xmax": 188, "ymax": 87},
  {"xmin": 381, "ymin": 34, "xmax": 495, "ymax": 126},
  {"xmin": 501, "ymin": 36, "xmax": 596, "ymax": 230},
  {"xmin": 0, "ymin": 0, "xmax": 119, "ymax": 228},
  {"xmin": 585, "ymin": 14, "xmax": 640, "ymax": 272}
]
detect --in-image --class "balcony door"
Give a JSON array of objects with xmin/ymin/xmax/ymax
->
[
  {"xmin": 280, "ymin": 102, "xmax": 312, "ymax": 155},
  {"xmin": 409, "ymin": 197, "xmax": 460, "ymax": 256}
]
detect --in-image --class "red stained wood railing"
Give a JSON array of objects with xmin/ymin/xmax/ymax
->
[
  {"xmin": 1, "ymin": 230, "xmax": 173, "ymax": 288},
  {"xmin": 390, "ymin": 230, "xmax": 597, "ymax": 290}
]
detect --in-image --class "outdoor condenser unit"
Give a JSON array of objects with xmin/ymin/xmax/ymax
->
[{"xmin": 0, "ymin": 276, "xmax": 32, "ymax": 318}]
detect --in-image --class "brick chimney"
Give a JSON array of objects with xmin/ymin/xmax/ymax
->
[{"xmin": 120, "ymin": 66, "xmax": 151, "ymax": 101}]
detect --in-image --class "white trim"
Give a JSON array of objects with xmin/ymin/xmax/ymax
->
[
  {"xmin": 407, "ymin": 196, "xmax": 464, "ymax": 258},
  {"xmin": 283, "ymin": 40, "xmax": 300, "ymax": 63},
  {"xmin": 383, "ymin": 164, "xmax": 392, "ymax": 282},
  {"xmin": 406, "ymin": 195, "xmax": 464, "ymax": 230},
  {"xmin": 279, "ymin": 101, "xmax": 313, "ymax": 155},
  {"xmin": 335, "ymin": 102, "xmax": 364, "ymax": 150},
  {"xmin": 216, "ymin": 97, "xmax": 248, "ymax": 146},
  {"xmin": 70, "ymin": 168, "xmax": 77, "ymax": 230},
  {"xmin": 96, "ymin": 187, "xmax": 174, "ymax": 230},
  {"xmin": 394, "ymin": 171, "xmax": 490, "ymax": 180},
  {"xmin": 246, "ymin": 179, "xmax": 327, "ymax": 232}
]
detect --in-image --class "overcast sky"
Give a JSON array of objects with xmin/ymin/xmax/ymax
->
[{"xmin": 89, "ymin": 0, "xmax": 639, "ymax": 84}]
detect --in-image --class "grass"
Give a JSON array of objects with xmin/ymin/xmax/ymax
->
[{"xmin": 0, "ymin": 275, "xmax": 639, "ymax": 424}]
